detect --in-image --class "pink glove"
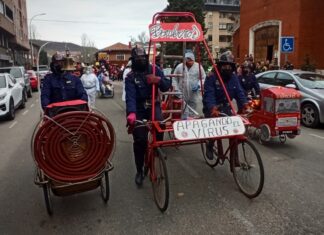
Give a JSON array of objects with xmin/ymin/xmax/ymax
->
[{"xmin": 127, "ymin": 113, "xmax": 136, "ymax": 126}]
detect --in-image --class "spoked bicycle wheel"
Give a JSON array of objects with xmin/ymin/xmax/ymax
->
[
  {"xmin": 201, "ymin": 141, "xmax": 218, "ymax": 168},
  {"xmin": 100, "ymin": 171, "xmax": 110, "ymax": 203},
  {"xmin": 151, "ymin": 148, "xmax": 169, "ymax": 212},
  {"xmin": 231, "ymin": 139, "xmax": 264, "ymax": 198}
]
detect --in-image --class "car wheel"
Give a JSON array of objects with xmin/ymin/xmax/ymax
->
[
  {"xmin": 19, "ymin": 93, "xmax": 25, "ymax": 109},
  {"xmin": 23, "ymin": 89, "xmax": 28, "ymax": 102},
  {"xmin": 27, "ymin": 87, "xmax": 32, "ymax": 98},
  {"xmin": 7, "ymin": 99, "xmax": 15, "ymax": 120},
  {"xmin": 301, "ymin": 103, "xmax": 319, "ymax": 128}
]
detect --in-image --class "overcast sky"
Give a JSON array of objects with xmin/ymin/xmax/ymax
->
[{"xmin": 27, "ymin": 0, "xmax": 169, "ymax": 49}]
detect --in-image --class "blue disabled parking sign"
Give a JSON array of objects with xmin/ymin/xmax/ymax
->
[{"xmin": 281, "ymin": 37, "xmax": 294, "ymax": 53}]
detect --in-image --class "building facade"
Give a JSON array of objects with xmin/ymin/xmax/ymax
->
[
  {"xmin": 204, "ymin": 0, "xmax": 240, "ymax": 59},
  {"xmin": 233, "ymin": 0, "xmax": 324, "ymax": 70},
  {"xmin": 96, "ymin": 43, "xmax": 131, "ymax": 67},
  {"xmin": 0, "ymin": 0, "xmax": 29, "ymax": 67}
]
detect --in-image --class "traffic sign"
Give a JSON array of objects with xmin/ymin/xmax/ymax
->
[{"xmin": 281, "ymin": 37, "xmax": 294, "ymax": 53}]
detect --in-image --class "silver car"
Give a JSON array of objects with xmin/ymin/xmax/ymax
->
[{"xmin": 256, "ymin": 70, "xmax": 324, "ymax": 128}]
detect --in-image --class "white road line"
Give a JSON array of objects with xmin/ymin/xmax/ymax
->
[
  {"xmin": 9, "ymin": 121, "xmax": 17, "ymax": 129},
  {"xmin": 309, "ymin": 134, "xmax": 324, "ymax": 140},
  {"xmin": 30, "ymin": 103, "xmax": 35, "ymax": 108},
  {"xmin": 22, "ymin": 110, "xmax": 29, "ymax": 115}
]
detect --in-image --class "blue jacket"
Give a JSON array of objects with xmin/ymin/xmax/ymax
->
[
  {"xmin": 41, "ymin": 72, "xmax": 88, "ymax": 109},
  {"xmin": 238, "ymin": 73, "xmax": 260, "ymax": 96},
  {"xmin": 125, "ymin": 65, "xmax": 171, "ymax": 115},
  {"xmin": 203, "ymin": 73, "xmax": 248, "ymax": 115}
]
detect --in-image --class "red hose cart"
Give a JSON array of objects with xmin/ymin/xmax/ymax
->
[
  {"xmin": 31, "ymin": 100, "xmax": 115, "ymax": 215},
  {"xmin": 139, "ymin": 12, "xmax": 264, "ymax": 212},
  {"xmin": 246, "ymin": 87, "xmax": 301, "ymax": 144}
]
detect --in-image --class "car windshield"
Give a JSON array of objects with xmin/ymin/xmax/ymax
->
[
  {"xmin": 296, "ymin": 73, "xmax": 324, "ymax": 89},
  {"xmin": 0, "ymin": 75, "xmax": 6, "ymax": 88},
  {"xmin": 0, "ymin": 68, "xmax": 22, "ymax": 78}
]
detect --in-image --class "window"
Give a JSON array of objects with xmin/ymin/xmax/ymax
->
[
  {"xmin": 208, "ymin": 22, "xmax": 213, "ymax": 29},
  {"xmin": 220, "ymin": 13, "xmax": 227, "ymax": 18},
  {"xmin": 0, "ymin": 75, "xmax": 6, "ymax": 88},
  {"xmin": 116, "ymin": 54, "xmax": 125, "ymax": 61},
  {"xmin": 219, "ymin": 35, "xmax": 231, "ymax": 42},
  {"xmin": 208, "ymin": 35, "xmax": 213, "ymax": 41},
  {"xmin": 5, "ymin": 4, "xmax": 13, "ymax": 21},
  {"xmin": 276, "ymin": 72, "xmax": 295, "ymax": 87},
  {"xmin": 219, "ymin": 23, "xmax": 227, "ymax": 30},
  {"xmin": 8, "ymin": 75, "xmax": 16, "ymax": 84},
  {"xmin": 257, "ymin": 72, "xmax": 277, "ymax": 85},
  {"xmin": 0, "ymin": 1, "xmax": 4, "ymax": 14}
]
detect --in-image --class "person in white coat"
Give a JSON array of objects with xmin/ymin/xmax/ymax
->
[
  {"xmin": 122, "ymin": 60, "xmax": 132, "ymax": 102},
  {"xmin": 80, "ymin": 66, "xmax": 100, "ymax": 109},
  {"xmin": 173, "ymin": 50, "xmax": 206, "ymax": 118}
]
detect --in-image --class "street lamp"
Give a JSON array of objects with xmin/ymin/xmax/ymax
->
[
  {"xmin": 29, "ymin": 13, "xmax": 46, "ymax": 67},
  {"xmin": 37, "ymin": 41, "xmax": 50, "ymax": 112}
]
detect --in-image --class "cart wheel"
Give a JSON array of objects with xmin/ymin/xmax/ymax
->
[
  {"xmin": 201, "ymin": 142, "xmax": 218, "ymax": 168},
  {"xmin": 151, "ymin": 149, "xmax": 169, "ymax": 212},
  {"xmin": 279, "ymin": 135, "xmax": 286, "ymax": 144},
  {"xmin": 42, "ymin": 183, "xmax": 53, "ymax": 215},
  {"xmin": 231, "ymin": 140, "xmax": 264, "ymax": 198},
  {"xmin": 100, "ymin": 171, "xmax": 110, "ymax": 203}
]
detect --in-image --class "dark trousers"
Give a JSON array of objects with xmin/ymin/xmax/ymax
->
[{"xmin": 132, "ymin": 106, "xmax": 164, "ymax": 173}]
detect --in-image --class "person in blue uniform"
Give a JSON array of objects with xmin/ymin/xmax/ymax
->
[
  {"xmin": 238, "ymin": 65, "xmax": 260, "ymax": 98},
  {"xmin": 203, "ymin": 52, "xmax": 249, "ymax": 160},
  {"xmin": 41, "ymin": 53, "xmax": 88, "ymax": 110},
  {"xmin": 125, "ymin": 46, "xmax": 171, "ymax": 186}
]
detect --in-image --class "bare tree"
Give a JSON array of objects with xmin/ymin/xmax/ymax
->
[
  {"xmin": 130, "ymin": 31, "xmax": 149, "ymax": 47},
  {"xmin": 80, "ymin": 33, "xmax": 96, "ymax": 64}
]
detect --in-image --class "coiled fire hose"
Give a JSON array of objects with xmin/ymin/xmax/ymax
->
[{"xmin": 33, "ymin": 111, "xmax": 115, "ymax": 183}]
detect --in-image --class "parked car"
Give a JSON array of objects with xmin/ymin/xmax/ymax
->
[
  {"xmin": 33, "ymin": 65, "xmax": 50, "ymax": 87},
  {"xmin": 27, "ymin": 70, "xmax": 39, "ymax": 91},
  {"xmin": 0, "ymin": 73, "xmax": 25, "ymax": 120},
  {"xmin": 256, "ymin": 70, "xmax": 324, "ymax": 128},
  {"xmin": 0, "ymin": 66, "xmax": 32, "ymax": 99}
]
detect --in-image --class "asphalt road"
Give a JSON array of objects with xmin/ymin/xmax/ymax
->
[{"xmin": 0, "ymin": 82, "xmax": 323, "ymax": 234}]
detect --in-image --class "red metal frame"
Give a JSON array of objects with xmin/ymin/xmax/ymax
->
[{"xmin": 146, "ymin": 12, "xmax": 246, "ymax": 150}]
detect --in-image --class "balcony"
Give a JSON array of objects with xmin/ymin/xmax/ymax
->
[{"xmin": 0, "ymin": 14, "xmax": 15, "ymax": 36}]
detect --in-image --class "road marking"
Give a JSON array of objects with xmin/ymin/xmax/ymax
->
[
  {"xmin": 309, "ymin": 134, "xmax": 324, "ymax": 140},
  {"xmin": 219, "ymin": 194, "xmax": 260, "ymax": 235},
  {"xmin": 9, "ymin": 121, "xmax": 17, "ymax": 129},
  {"xmin": 22, "ymin": 110, "xmax": 29, "ymax": 115},
  {"xmin": 30, "ymin": 103, "xmax": 35, "ymax": 108}
]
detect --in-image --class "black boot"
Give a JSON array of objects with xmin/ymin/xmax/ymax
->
[
  {"xmin": 206, "ymin": 142, "xmax": 215, "ymax": 160},
  {"xmin": 135, "ymin": 172, "xmax": 144, "ymax": 186}
]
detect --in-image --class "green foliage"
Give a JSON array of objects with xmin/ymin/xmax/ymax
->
[
  {"xmin": 301, "ymin": 54, "xmax": 316, "ymax": 72},
  {"xmin": 39, "ymin": 50, "xmax": 48, "ymax": 65},
  {"xmin": 160, "ymin": 0, "xmax": 209, "ymax": 69}
]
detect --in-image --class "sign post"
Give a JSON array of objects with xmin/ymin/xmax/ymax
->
[{"xmin": 280, "ymin": 36, "xmax": 294, "ymax": 63}]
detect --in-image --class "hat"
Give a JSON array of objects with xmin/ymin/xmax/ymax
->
[
  {"xmin": 217, "ymin": 51, "xmax": 236, "ymax": 70},
  {"xmin": 185, "ymin": 51, "xmax": 195, "ymax": 61}
]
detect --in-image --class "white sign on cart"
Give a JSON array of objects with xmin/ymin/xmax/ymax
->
[{"xmin": 173, "ymin": 116, "xmax": 246, "ymax": 140}]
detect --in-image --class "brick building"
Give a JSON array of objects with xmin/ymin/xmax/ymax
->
[
  {"xmin": 0, "ymin": 0, "xmax": 29, "ymax": 67},
  {"xmin": 96, "ymin": 42, "xmax": 131, "ymax": 67},
  {"xmin": 204, "ymin": 0, "xmax": 240, "ymax": 59},
  {"xmin": 233, "ymin": 0, "xmax": 324, "ymax": 70}
]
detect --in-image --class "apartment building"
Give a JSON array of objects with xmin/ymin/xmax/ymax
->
[
  {"xmin": 0, "ymin": 0, "xmax": 29, "ymax": 67},
  {"xmin": 204, "ymin": 0, "xmax": 240, "ymax": 59}
]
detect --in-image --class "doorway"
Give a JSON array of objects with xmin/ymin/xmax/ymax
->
[{"xmin": 267, "ymin": 45, "xmax": 273, "ymax": 62}]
